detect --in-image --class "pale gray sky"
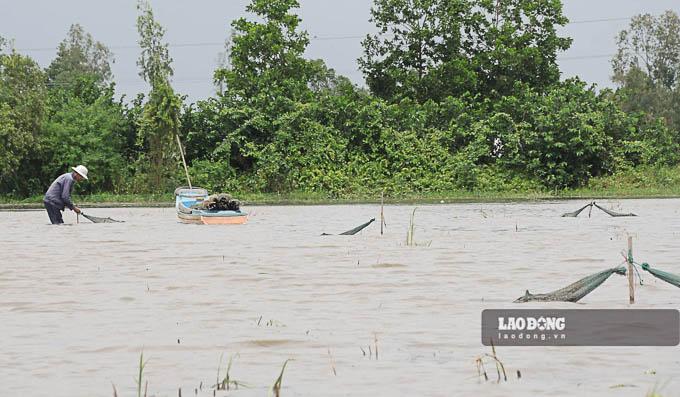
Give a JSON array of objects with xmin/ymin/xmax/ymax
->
[{"xmin": 2, "ymin": 0, "xmax": 680, "ymax": 102}]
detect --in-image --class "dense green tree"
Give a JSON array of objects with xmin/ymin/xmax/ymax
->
[
  {"xmin": 189, "ymin": 0, "xmax": 334, "ymax": 186},
  {"xmin": 0, "ymin": 46, "xmax": 47, "ymax": 195},
  {"xmin": 215, "ymin": 0, "xmax": 317, "ymax": 104},
  {"xmin": 46, "ymin": 24, "xmax": 114, "ymax": 93},
  {"xmin": 3, "ymin": 3, "xmax": 679, "ymax": 199},
  {"xmin": 491, "ymin": 80, "xmax": 616, "ymax": 188},
  {"xmin": 40, "ymin": 86, "xmax": 128, "ymax": 193},
  {"xmin": 613, "ymin": 11, "xmax": 680, "ymax": 90},
  {"xmin": 468, "ymin": 0, "xmax": 571, "ymax": 96},
  {"xmin": 359, "ymin": 0, "xmax": 571, "ymax": 102},
  {"xmin": 135, "ymin": 0, "xmax": 182, "ymax": 192},
  {"xmin": 359, "ymin": 0, "xmax": 474, "ymax": 102},
  {"xmin": 612, "ymin": 11, "xmax": 680, "ymax": 139}
]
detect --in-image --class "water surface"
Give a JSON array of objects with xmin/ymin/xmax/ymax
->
[{"xmin": 1, "ymin": 200, "xmax": 679, "ymax": 396}]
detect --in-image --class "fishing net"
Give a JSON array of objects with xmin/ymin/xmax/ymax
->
[
  {"xmin": 339, "ymin": 218, "xmax": 375, "ymax": 235},
  {"xmin": 193, "ymin": 193, "xmax": 241, "ymax": 211},
  {"xmin": 592, "ymin": 203, "xmax": 637, "ymax": 217},
  {"xmin": 322, "ymin": 218, "xmax": 375, "ymax": 236},
  {"xmin": 640, "ymin": 263, "xmax": 680, "ymax": 288},
  {"xmin": 561, "ymin": 203, "xmax": 593, "ymax": 217},
  {"xmin": 562, "ymin": 202, "xmax": 636, "ymax": 217},
  {"xmin": 514, "ymin": 266, "xmax": 627, "ymax": 303},
  {"xmin": 81, "ymin": 213, "xmax": 124, "ymax": 223}
]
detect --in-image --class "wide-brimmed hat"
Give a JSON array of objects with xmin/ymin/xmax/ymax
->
[{"xmin": 71, "ymin": 165, "xmax": 89, "ymax": 180}]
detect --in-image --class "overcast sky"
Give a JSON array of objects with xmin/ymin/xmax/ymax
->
[{"xmin": 2, "ymin": 0, "xmax": 680, "ymax": 102}]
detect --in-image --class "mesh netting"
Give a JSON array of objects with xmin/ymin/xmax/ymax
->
[
  {"xmin": 514, "ymin": 266, "xmax": 627, "ymax": 303},
  {"xmin": 592, "ymin": 203, "xmax": 637, "ymax": 217},
  {"xmin": 322, "ymin": 218, "xmax": 375, "ymax": 236},
  {"xmin": 562, "ymin": 202, "xmax": 636, "ymax": 217},
  {"xmin": 561, "ymin": 203, "xmax": 593, "ymax": 217},
  {"xmin": 82, "ymin": 213, "xmax": 124, "ymax": 223},
  {"xmin": 641, "ymin": 263, "xmax": 680, "ymax": 288},
  {"xmin": 339, "ymin": 218, "xmax": 375, "ymax": 235}
]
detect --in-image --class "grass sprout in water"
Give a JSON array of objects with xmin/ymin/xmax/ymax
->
[
  {"xmin": 405, "ymin": 208, "xmax": 431, "ymax": 247},
  {"xmin": 215, "ymin": 353, "xmax": 247, "ymax": 390},
  {"xmin": 270, "ymin": 359, "xmax": 291, "ymax": 397}
]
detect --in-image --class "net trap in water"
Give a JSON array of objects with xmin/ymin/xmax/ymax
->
[
  {"xmin": 561, "ymin": 201, "xmax": 637, "ymax": 217},
  {"xmin": 80, "ymin": 212, "xmax": 124, "ymax": 223}
]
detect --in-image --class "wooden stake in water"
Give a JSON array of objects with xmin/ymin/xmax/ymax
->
[
  {"xmin": 628, "ymin": 236, "xmax": 635, "ymax": 304},
  {"xmin": 380, "ymin": 191, "xmax": 384, "ymax": 235}
]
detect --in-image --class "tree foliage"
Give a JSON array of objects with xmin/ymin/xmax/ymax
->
[
  {"xmin": 136, "ymin": 0, "xmax": 173, "ymax": 86},
  {"xmin": 613, "ymin": 11, "xmax": 680, "ymax": 90},
  {"xmin": 612, "ymin": 10, "xmax": 680, "ymax": 149},
  {"xmin": 2, "ymin": 3, "xmax": 680, "ymax": 198},
  {"xmin": 215, "ymin": 0, "xmax": 316, "ymax": 102},
  {"xmin": 46, "ymin": 24, "xmax": 114, "ymax": 91},
  {"xmin": 359, "ymin": 0, "xmax": 571, "ymax": 102},
  {"xmin": 135, "ymin": 0, "xmax": 181, "ymax": 192},
  {"xmin": 41, "ymin": 86, "xmax": 128, "ymax": 193},
  {"xmin": 0, "ymin": 49, "xmax": 47, "ymax": 194}
]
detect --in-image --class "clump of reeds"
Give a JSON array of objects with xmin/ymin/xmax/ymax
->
[
  {"xmin": 215, "ymin": 353, "xmax": 246, "ymax": 390},
  {"xmin": 475, "ymin": 339, "xmax": 511, "ymax": 383},
  {"xmin": 359, "ymin": 334, "xmax": 380, "ymax": 359}
]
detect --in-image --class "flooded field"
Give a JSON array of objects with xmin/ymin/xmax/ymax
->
[{"xmin": 1, "ymin": 199, "xmax": 679, "ymax": 397}]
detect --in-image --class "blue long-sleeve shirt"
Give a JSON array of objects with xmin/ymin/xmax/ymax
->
[{"xmin": 44, "ymin": 172, "xmax": 76, "ymax": 210}]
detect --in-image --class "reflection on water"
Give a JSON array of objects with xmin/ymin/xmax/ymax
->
[{"xmin": 1, "ymin": 200, "xmax": 679, "ymax": 396}]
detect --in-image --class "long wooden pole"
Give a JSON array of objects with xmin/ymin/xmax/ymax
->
[
  {"xmin": 628, "ymin": 236, "xmax": 635, "ymax": 304},
  {"xmin": 380, "ymin": 191, "xmax": 384, "ymax": 235},
  {"xmin": 175, "ymin": 134, "xmax": 192, "ymax": 189}
]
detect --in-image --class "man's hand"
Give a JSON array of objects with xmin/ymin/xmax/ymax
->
[{"xmin": 73, "ymin": 206, "xmax": 82, "ymax": 214}]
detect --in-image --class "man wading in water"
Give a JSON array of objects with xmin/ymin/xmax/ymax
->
[{"xmin": 43, "ymin": 165, "xmax": 88, "ymax": 224}]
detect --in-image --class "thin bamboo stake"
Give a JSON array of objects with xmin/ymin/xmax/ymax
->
[
  {"xmin": 628, "ymin": 236, "xmax": 635, "ymax": 304},
  {"xmin": 175, "ymin": 134, "xmax": 192, "ymax": 189},
  {"xmin": 380, "ymin": 191, "xmax": 384, "ymax": 235}
]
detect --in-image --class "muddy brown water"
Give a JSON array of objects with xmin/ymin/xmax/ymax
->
[{"xmin": 1, "ymin": 200, "xmax": 679, "ymax": 397}]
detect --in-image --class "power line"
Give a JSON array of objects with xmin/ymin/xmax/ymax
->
[
  {"xmin": 567, "ymin": 16, "xmax": 631, "ymax": 25},
  {"xmin": 12, "ymin": 14, "xmax": 640, "ymax": 53},
  {"xmin": 558, "ymin": 54, "xmax": 616, "ymax": 61}
]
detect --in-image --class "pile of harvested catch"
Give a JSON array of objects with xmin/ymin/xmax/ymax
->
[{"xmin": 192, "ymin": 193, "xmax": 241, "ymax": 211}]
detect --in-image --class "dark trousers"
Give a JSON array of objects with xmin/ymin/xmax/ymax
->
[{"xmin": 44, "ymin": 201, "xmax": 64, "ymax": 224}]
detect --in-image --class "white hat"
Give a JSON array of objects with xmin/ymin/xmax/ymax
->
[{"xmin": 72, "ymin": 165, "xmax": 89, "ymax": 180}]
